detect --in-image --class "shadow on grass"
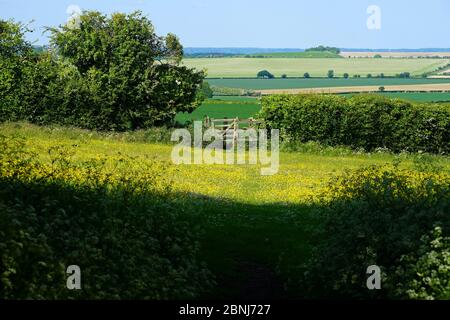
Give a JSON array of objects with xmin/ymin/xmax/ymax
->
[
  {"xmin": 0, "ymin": 171, "xmax": 317, "ymax": 299},
  {"xmin": 183, "ymin": 195, "xmax": 317, "ymax": 300}
]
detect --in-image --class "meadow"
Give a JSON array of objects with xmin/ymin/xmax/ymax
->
[
  {"xmin": 2, "ymin": 122, "xmax": 449, "ymax": 298},
  {"xmin": 183, "ymin": 57, "xmax": 450, "ymax": 77}
]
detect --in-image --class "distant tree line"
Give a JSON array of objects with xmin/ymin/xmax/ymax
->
[
  {"xmin": 255, "ymin": 70, "xmax": 416, "ymax": 79},
  {"xmin": 306, "ymin": 45, "xmax": 341, "ymax": 54}
]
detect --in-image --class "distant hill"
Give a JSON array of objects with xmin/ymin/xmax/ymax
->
[{"xmin": 184, "ymin": 47, "xmax": 304, "ymax": 57}]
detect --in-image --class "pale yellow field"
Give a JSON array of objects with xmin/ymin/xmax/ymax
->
[
  {"xmin": 341, "ymin": 52, "xmax": 450, "ymax": 58},
  {"xmin": 183, "ymin": 57, "xmax": 450, "ymax": 78}
]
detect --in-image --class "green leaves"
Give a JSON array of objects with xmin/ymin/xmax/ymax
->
[
  {"xmin": 47, "ymin": 11, "xmax": 203, "ymax": 130},
  {"xmin": 301, "ymin": 165, "xmax": 450, "ymax": 299},
  {"xmin": 0, "ymin": 137, "xmax": 212, "ymax": 299},
  {"xmin": 1, "ymin": 11, "xmax": 205, "ymax": 131},
  {"xmin": 260, "ymin": 94, "xmax": 450, "ymax": 154}
]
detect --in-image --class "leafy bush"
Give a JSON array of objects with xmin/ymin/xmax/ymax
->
[
  {"xmin": 198, "ymin": 81, "xmax": 213, "ymax": 99},
  {"xmin": 0, "ymin": 135, "xmax": 212, "ymax": 299},
  {"xmin": 1, "ymin": 12, "xmax": 206, "ymax": 131},
  {"xmin": 301, "ymin": 164, "xmax": 450, "ymax": 299},
  {"xmin": 257, "ymin": 70, "xmax": 274, "ymax": 79},
  {"xmin": 399, "ymin": 227, "xmax": 450, "ymax": 300},
  {"xmin": 260, "ymin": 94, "xmax": 450, "ymax": 154},
  {"xmin": 260, "ymin": 94, "xmax": 348, "ymax": 146},
  {"xmin": 0, "ymin": 20, "xmax": 34, "ymax": 122}
]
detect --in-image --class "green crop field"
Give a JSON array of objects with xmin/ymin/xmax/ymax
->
[
  {"xmin": 183, "ymin": 57, "xmax": 450, "ymax": 78},
  {"xmin": 176, "ymin": 97, "xmax": 261, "ymax": 124},
  {"xmin": 206, "ymin": 77, "xmax": 450, "ymax": 90},
  {"xmin": 344, "ymin": 91, "xmax": 450, "ymax": 102},
  {"xmin": 211, "ymin": 95, "xmax": 259, "ymax": 102},
  {"xmin": 177, "ymin": 92, "xmax": 450, "ymax": 125}
]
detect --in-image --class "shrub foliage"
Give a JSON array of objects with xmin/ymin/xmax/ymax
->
[
  {"xmin": 302, "ymin": 164, "xmax": 450, "ymax": 299},
  {"xmin": 0, "ymin": 135, "xmax": 212, "ymax": 299},
  {"xmin": 0, "ymin": 13, "xmax": 206, "ymax": 131},
  {"xmin": 260, "ymin": 94, "xmax": 450, "ymax": 154}
]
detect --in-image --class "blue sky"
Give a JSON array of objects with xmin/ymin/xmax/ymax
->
[{"xmin": 1, "ymin": 0, "xmax": 449, "ymax": 48}]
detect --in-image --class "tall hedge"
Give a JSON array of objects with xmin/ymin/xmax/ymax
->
[{"xmin": 260, "ymin": 94, "xmax": 450, "ymax": 154}]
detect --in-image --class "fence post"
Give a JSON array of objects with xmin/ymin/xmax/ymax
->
[{"xmin": 233, "ymin": 118, "xmax": 239, "ymax": 145}]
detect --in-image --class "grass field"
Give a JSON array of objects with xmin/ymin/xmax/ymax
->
[
  {"xmin": 2, "ymin": 122, "xmax": 449, "ymax": 298},
  {"xmin": 207, "ymin": 77, "xmax": 450, "ymax": 90},
  {"xmin": 184, "ymin": 57, "xmax": 450, "ymax": 78},
  {"xmin": 176, "ymin": 97, "xmax": 260, "ymax": 124}
]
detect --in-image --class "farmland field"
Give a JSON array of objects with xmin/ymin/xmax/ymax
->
[
  {"xmin": 343, "ymin": 91, "xmax": 450, "ymax": 102},
  {"xmin": 207, "ymin": 77, "xmax": 450, "ymax": 90},
  {"xmin": 183, "ymin": 57, "xmax": 450, "ymax": 77},
  {"xmin": 176, "ymin": 96, "xmax": 260, "ymax": 124},
  {"xmin": 341, "ymin": 51, "xmax": 450, "ymax": 58},
  {"xmin": 211, "ymin": 95, "xmax": 259, "ymax": 102},
  {"xmin": 257, "ymin": 83, "xmax": 450, "ymax": 95},
  {"xmin": 241, "ymin": 51, "xmax": 342, "ymax": 58},
  {"xmin": 176, "ymin": 92, "xmax": 450, "ymax": 125}
]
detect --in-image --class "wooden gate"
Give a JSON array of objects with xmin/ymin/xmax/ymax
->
[{"xmin": 203, "ymin": 116, "xmax": 261, "ymax": 146}]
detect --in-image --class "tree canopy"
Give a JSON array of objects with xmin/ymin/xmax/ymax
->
[
  {"xmin": 306, "ymin": 45, "xmax": 341, "ymax": 54},
  {"xmin": 0, "ymin": 20, "xmax": 35, "ymax": 121},
  {"xmin": 257, "ymin": 70, "xmax": 274, "ymax": 79},
  {"xmin": 1, "ymin": 12, "xmax": 206, "ymax": 130}
]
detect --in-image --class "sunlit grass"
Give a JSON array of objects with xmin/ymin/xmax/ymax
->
[{"xmin": 2, "ymin": 122, "xmax": 448, "ymax": 205}]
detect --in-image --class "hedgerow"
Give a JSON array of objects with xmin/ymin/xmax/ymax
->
[
  {"xmin": 260, "ymin": 94, "xmax": 450, "ymax": 154},
  {"xmin": 0, "ymin": 135, "xmax": 212, "ymax": 299}
]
